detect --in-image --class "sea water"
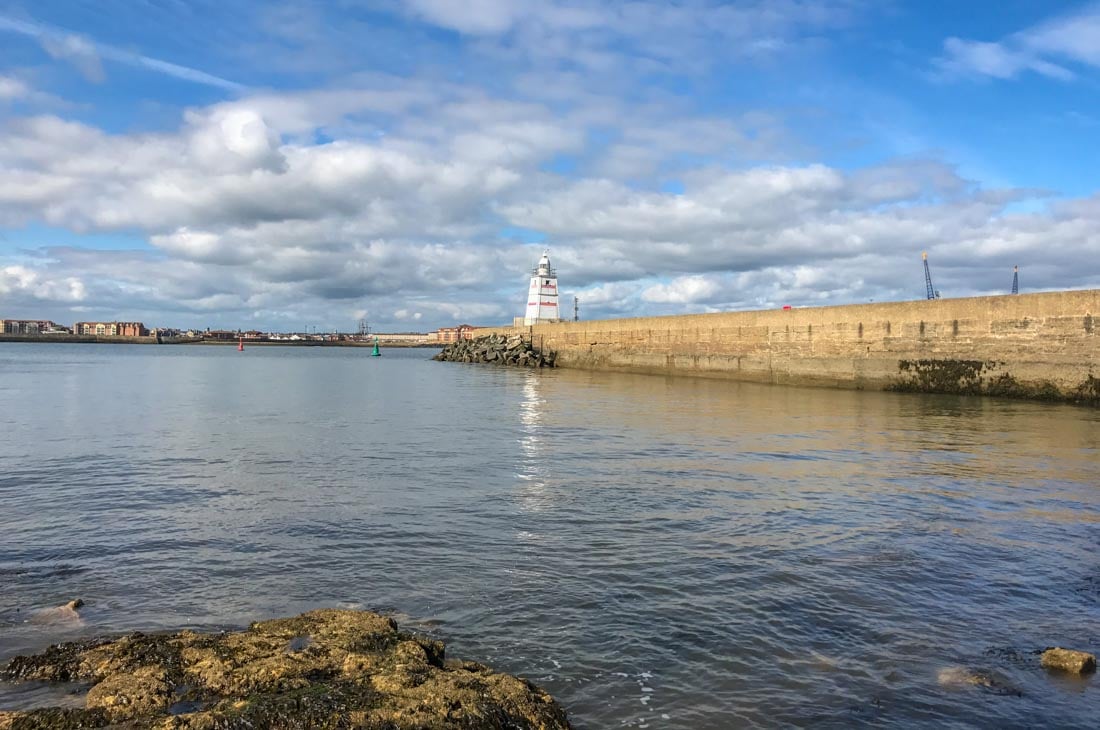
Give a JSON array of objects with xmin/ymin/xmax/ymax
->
[{"xmin": 1, "ymin": 343, "xmax": 1098, "ymax": 727}]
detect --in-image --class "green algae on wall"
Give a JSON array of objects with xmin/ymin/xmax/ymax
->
[
  {"xmin": 890, "ymin": 358, "xmax": 1095, "ymax": 404},
  {"xmin": 1074, "ymin": 375, "xmax": 1100, "ymax": 405},
  {"xmin": 983, "ymin": 373, "xmax": 1063, "ymax": 402},
  {"xmin": 891, "ymin": 359, "xmax": 989, "ymax": 396}
]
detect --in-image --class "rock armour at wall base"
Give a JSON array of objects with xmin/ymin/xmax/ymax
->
[{"xmin": 433, "ymin": 334, "xmax": 556, "ymax": 368}]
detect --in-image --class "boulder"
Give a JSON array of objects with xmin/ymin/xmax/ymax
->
[
  {"xmin": 0, "ymin": 608, "xmax": 572, "ymax": 729},
  {"xmin": 1040, "ymin": 647, "xmax": 1096, "ymax": 674}
]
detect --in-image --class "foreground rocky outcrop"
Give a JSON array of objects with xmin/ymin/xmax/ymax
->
[
  {"xmin": 433, "ymin": 335, "xmax": 555, "ymax": 368},
  {"xmin": 0, "ymin": 609, "xmax": 571, "ymax": 729}
]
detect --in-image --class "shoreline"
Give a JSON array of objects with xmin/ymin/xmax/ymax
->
[{"xmin": 0, "ymin": 335, "xmax": 441, "ymax": 348}]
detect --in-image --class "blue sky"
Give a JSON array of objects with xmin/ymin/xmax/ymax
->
[{"xmin": 1, "ymin": 0, "xmax": 1098, "ymax": 331}]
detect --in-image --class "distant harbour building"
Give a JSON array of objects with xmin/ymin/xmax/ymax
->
[
  {"xmin": 203, "ymin": 329, "xmax": 240, "ymax": 341},
  {"xmin": 374, "ymin": 332, "xmax": 430, "ymax": 344},
  {"xmin": 74, "ymin": 321, "xmax": 148, "ymax": 337},
  {"xmin": 523, "ymin": 251, "xmax": 560, "ymax": 325}
]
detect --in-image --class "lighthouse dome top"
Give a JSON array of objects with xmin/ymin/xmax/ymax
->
[{"xmin": 534, "ymin": 250, "xmax": 554, "ymax": 276}]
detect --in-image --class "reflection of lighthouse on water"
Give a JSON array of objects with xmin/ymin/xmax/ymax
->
[
  {"xmin": 517, "ymin": 376, "xmax": 551, "ymax": 515},
  {"xmin": 524, "ymin": 251, "xmax": 560, "ymax": 326}
]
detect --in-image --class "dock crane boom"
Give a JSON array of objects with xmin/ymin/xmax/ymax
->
[{"xmin": 922, "ymin": 252, "xmax": 939, "ymax": 300}]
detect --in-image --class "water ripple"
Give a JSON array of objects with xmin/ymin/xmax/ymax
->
[{"xmin": 0, "ymin": 345, "xmax": 1097, "ymax": 728}]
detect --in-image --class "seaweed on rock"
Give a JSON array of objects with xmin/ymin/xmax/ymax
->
[{"xmin": 0, "ymin": 609, "xmax": 571, "ymax": 729}]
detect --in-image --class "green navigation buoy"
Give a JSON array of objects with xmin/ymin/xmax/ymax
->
[{"xmin": 371, "ymin": 336, "xmax": 381, "ymax": 356}]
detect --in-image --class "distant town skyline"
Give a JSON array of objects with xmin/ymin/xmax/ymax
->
[{"xmin": 2, "ymin": 1, "xmax": 1099, "ymax": 331}]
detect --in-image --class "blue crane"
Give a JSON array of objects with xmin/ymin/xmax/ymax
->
[{"xmin": 922, "ymin": 252, "xmax": 939, "ymax": 300}]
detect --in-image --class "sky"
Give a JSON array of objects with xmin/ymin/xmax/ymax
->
[{"xmin": 0, "ymin": 0, "xmax": 1098, "ymax": 332}]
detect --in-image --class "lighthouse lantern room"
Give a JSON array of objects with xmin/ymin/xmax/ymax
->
[{"xmin": 523, "ymin": 251, "xmax": 560, "ymax": 325}]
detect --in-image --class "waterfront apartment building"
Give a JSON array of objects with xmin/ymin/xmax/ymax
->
[
  {"xmin": 74, "ymin": 321, "xmax": 148, "ymax": 337},
  {"xmin": 1, "ymin": 319, "xmax": 69, "ymax": 334}
]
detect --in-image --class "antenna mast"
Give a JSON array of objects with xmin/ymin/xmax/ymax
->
[
  {"xmin": 1011, "ymin": 265, "xmax": 1019, "ymax": 295},
  {"xmin": 573, "ymin": 296, "xmax": 579, "ymax": 322}
]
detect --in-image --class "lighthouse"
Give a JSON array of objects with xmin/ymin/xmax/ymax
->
[{"xmin": 523, "ymin": 251, "xmax": 560, "ymax": 325}]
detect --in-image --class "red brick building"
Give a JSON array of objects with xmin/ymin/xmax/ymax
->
[{"xmin": 434, "ymin": 324, "xmax": 480, "ymax": 343}]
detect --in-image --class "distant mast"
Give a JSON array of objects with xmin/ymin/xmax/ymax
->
[{"xmin": 524, "ymin": 250, "xmax": 560, "ymax": 325}]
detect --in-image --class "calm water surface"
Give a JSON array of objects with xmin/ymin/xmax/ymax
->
[{"xmin": 1, "ymin": 343, "xmax": 1098, "ymax": 728}]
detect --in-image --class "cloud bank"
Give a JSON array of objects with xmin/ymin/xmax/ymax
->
[{"xmin": 0, "ymin": 1, "xmax": 1098, "ymax": 330}]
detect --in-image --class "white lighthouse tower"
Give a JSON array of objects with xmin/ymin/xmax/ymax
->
[{"xmin": 523, "ymin": 250, "xmax": 560, "ymax": 325}]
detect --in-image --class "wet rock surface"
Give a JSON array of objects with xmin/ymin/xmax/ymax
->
[
  {"xmin": 1040, "ymin": 648, "xmax": 1097, "ymax": 674},
  {"xmin": 433, "ymin": 335, "xmax": 555, "ymax": 368},
  {"xmin": 0, "ymin": 609, "xmax": 571, "ymax": 729},
  {"xmin": 27, "ymin": 600, "xmax": 85, "ymax": 628},
  {"xmin": 936, "ymin": 666, "xmax": 1023, "ymax": 697}
]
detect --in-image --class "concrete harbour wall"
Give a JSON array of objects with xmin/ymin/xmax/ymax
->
[{"xmin": 484, "ymin": 289, "xmax": 1100, "ymax": 403}]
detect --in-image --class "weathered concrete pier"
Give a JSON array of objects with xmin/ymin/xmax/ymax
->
[{"xmin": 482, "ymin": 289, "xmax": 1100, "ymax": 403}]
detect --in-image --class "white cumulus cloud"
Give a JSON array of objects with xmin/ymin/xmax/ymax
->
[{"xmin": 937, "ymin": 2, "xmax": 1100, "ymax": 81}]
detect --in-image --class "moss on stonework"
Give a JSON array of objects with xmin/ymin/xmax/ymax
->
[
  {"xmin": 984, "ymin": 374, "xmax": 1062, "ymax": 402},
  {"xmin": 1074, "ymin": 375, "xmax": 1100, "ymax": 405},
  {"xmin": 892, "ymin": 359, "xmax": 988, "ymax": 395},
  {"xmin": 890, "ymin": 359, "xmax": 1097, "ymax": 406}
]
